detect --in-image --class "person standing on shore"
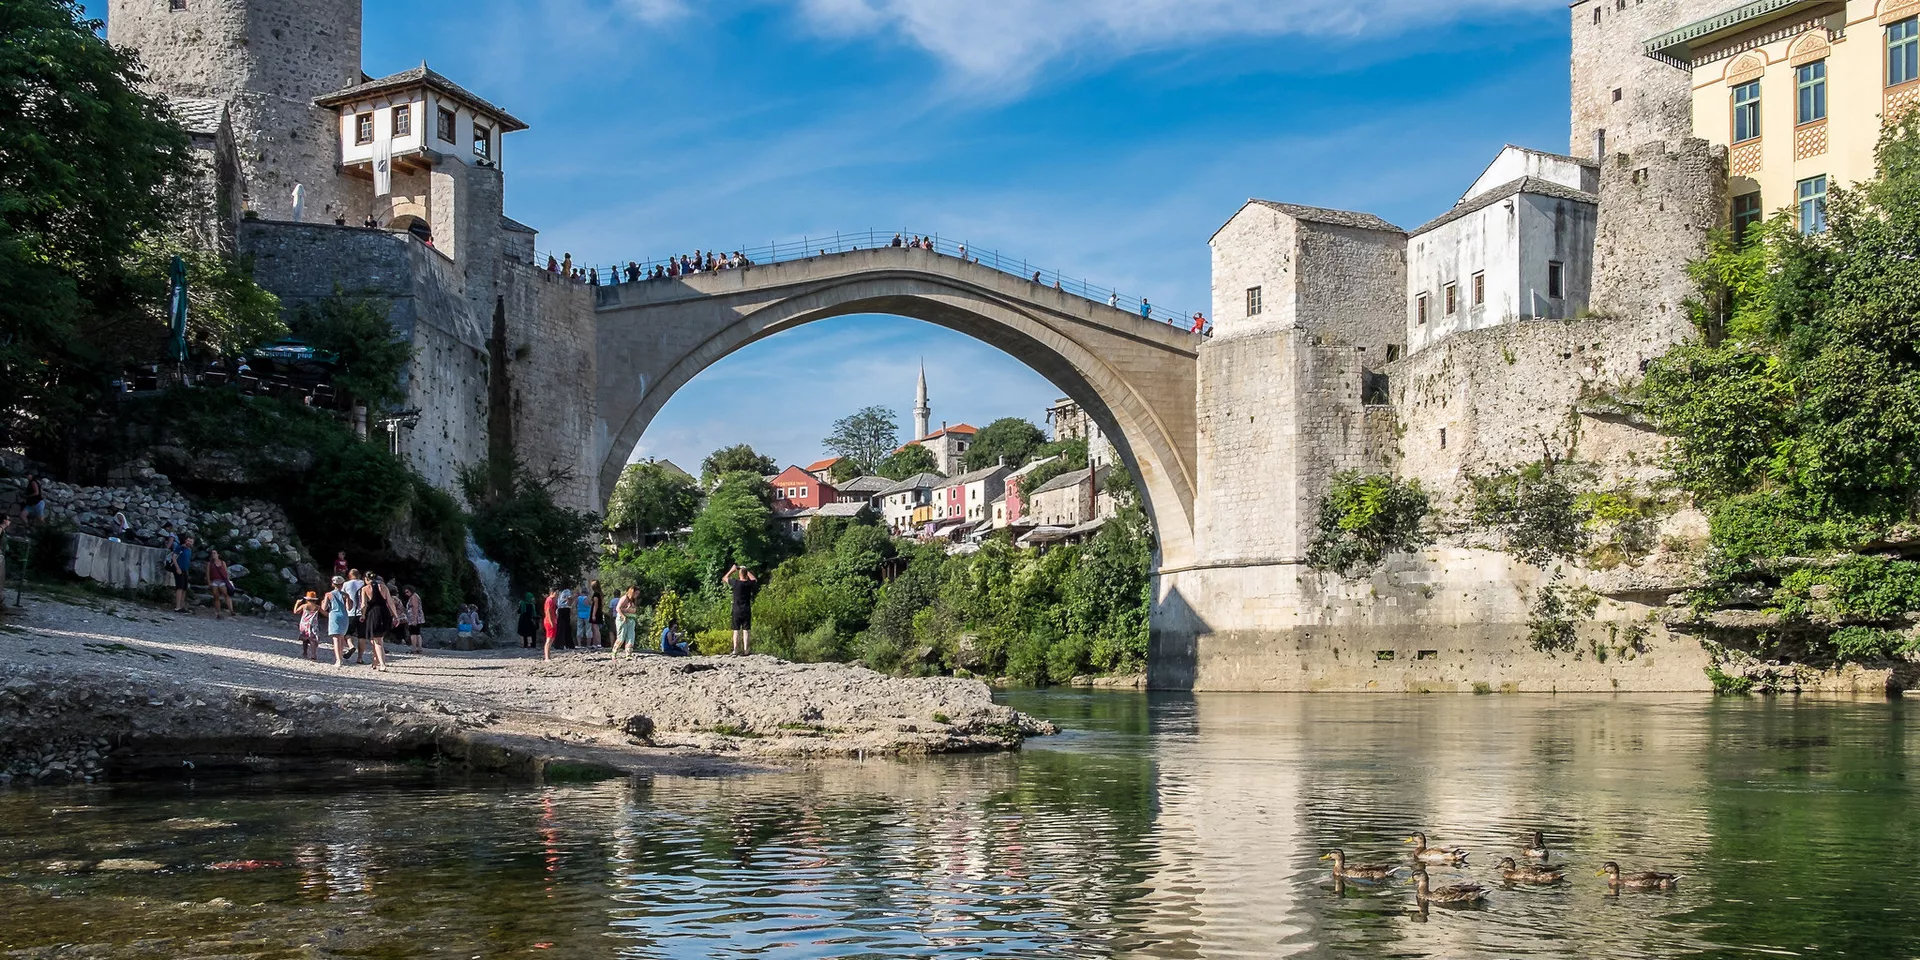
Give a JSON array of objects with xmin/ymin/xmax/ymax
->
[
  {"xmin": 723, "ymin": 564, "xmax": 757, "ymax": 656},
  {"xmin": 324, "ymin": 576, "xmax": 352, "ymax": 667},
  {"xmin": 587, "ymin": 581, "xmax": 604, "ymax": 647},
  {"xmin": 517, "ymin": 592, "xmax": 537, "ymax": 649},
  {"xmin": 542, "ymin": 587, "xmax": 559, "ymax": 660},
  {"xmin": 295, "ymin": 591, "xmax": 322, "ymax": 661},
  {"xmin": 401, "ymin": 584, "xmax": 425, "ymax": 655},
  {"xmin": 206, "ymin": 549, "xmax": 233, "ymax": 620},
  {"xmin": 359, "ymin": 573, "xmax": 393, "ymax": 672},
  {"xmin": 575, "ymin": 583, "xmax": 592, "ymax": 648},
  {"xmin": 168, "ymin": 536, "xmax": 194, "ymax": 614},
  {"xmin": 612, "ymin": 586, "xmax": 639, "ymax": 659},
  {"xmin": 342, "ymin": 569, "xmax": 366, "ymax": 664},
  {"xmin": 557, "ymin": 585, "xmax": 575, "ymax": 649}
]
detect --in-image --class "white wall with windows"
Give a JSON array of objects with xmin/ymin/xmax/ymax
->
[
  {"xmin": 336, "ymin": 90, "xmax": 506, "ymax": 171},
  {"xmin": 1405, "ymin": 183, "xmax": 1597, "ymax": 356}
]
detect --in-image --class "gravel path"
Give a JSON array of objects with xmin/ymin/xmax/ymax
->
[{"xmin": 0, "ymin": 589, "xmax": 1052, "ymax": 782}]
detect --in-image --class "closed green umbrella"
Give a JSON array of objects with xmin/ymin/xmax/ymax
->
[{"xmin": 166, "ymin": 254, "xmax": 188, "ymax": 365}]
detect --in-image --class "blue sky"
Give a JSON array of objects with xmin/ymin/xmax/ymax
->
[{"xmin": 91, "ymin": 0, "xmax": 1571, "ymax": 474}]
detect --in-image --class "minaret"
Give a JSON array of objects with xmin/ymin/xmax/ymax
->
[{"xmin": 913, "ymin": 363, "xmax": 931, "ymax": 442}]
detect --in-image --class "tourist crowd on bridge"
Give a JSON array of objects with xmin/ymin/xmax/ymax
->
[{"xmin": 536, "ymin": 236, "xmax": 1212, "ymax": 334}]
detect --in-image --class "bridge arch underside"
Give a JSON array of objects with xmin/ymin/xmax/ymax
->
[{"xmin": 597, "ymin": 275, "xmax": 1198, "ymax": 567}]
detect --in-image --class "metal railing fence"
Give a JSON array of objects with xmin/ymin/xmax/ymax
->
[{"xmin": 534, "ymin": 229, "xmax": 1206, "ymax": 331}]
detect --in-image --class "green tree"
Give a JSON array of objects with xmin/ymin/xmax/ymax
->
[
  {"xmin": 700, "ymin": 443, "xmax": 778, "ymax": 487},
  {"xmin": 0, "ymin": 0, "xmax": 191, "ymax": 446},
  {"xmin": 827, "ymin": 457, "xmax": 865, "ymax": 483},
  {"xmin": 605, "ymin": 460, "xmax": 701, "ymax": 542},
  {"xmin": 963, "ymin": 417, "xmax": 1047, "ymax": 471},
  {"xmin": 1305, "ymin": 472, "xmax": 1432, "ymax": 576},
  {"xmin": 690, "ymin": 471, "xmax": 782, "ymax": 583},
  {"xmin": 130, "ymin": 239, "xmax": 284, "ymax": 359},
  {"xmin": 877, "ymin": 443, "xmax": 940, "ymax": 480},
  {"xmin": 288, "ymin": 295, "xmax": 413, "ymax": 415},
  {"xmin": 460, "ymin": 462, "xmax": 599, "ymax": 595},
  {"xmin": 823, "ymin": 405, "xmax": 898, "ymax": 474},
  {"xmin": 1017, "ymin": 437, "xmax": 1088, "ymax": 492}
]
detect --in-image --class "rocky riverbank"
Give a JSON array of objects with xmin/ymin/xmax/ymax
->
[{"xmin": 0, "ymin": 591, "xmax": 1054, "ymax": 786}]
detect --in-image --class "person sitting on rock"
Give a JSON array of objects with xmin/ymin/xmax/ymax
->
[{"xmin": 660, "ymin": 617, "xmax": 690, "ymax": 657}]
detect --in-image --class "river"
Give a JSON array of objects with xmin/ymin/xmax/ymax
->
[{"xmin": 2, "ymin": 691, "xmax": 1915, "ymax": 957}]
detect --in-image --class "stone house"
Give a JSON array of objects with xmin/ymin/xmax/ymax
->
[
  {"xmin": 1405, "ymin": 147, "xmax": 1599, "ymax": 355},
  {"xmin": 1001, "ymin": 456, "xmax": 1058, "ymax": 527},
  {"xmin": 1024, "ymin": 465, "xmax": 1112, "ymax": 529},
  {"xmin": 1045, "ymin": 397, "xmax": 1117, "ymax": 468},
  {"xmin": 877, "ymin": 472, "xmax": 946, "ymax": 536},
  {"xmin": 905, "ymin": 423, "xmax": 976, "ymax": 475},
  {"xmin": 834, "ymin": 475, "xmax": 893, "ymax": 510}
]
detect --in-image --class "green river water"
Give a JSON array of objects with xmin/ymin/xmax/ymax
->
[{"xmin": 2, "ymin": 691, "xmax": 1917, "ymax": 958}]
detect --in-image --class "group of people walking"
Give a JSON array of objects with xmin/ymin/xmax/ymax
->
[{"xmin": 295, "ymin": 567, "xmax": 426, "ymax": 670}]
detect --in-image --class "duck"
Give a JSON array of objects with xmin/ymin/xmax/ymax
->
[
  {"xmin": 1410, "ymin": 866, "xmax": 1487, "ymax": 905},
  {"xmin": 1599, "ymin": 861, "xmax": 1680, "ymax": 890},
  {"xmin": 1405, "ymin": 832, "xmax": 1469, "ymax": 865},
  {"xmin": 1524, "ymin": 830, "xmax": 1550, "ymax": 860},
  {"xmin": 1321, "ymin": 849, "xmax": 1399, "ymax": 881},
  {"xmin": 1496, "ymin": 856, "xmax": 1566, "ymax": 884}
]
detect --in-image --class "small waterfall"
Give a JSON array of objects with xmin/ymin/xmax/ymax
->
[{"xmin": 465, "ymin": 534, "xmax": 514, "ymax": 638}]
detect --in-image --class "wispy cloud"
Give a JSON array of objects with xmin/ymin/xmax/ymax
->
[{"xmin": 787, "ymin": 0, "xmax": 1559, "ymax": 85}]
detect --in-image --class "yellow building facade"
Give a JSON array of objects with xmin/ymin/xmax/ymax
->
[{"xmin": 1649, "ymin": 0, "xmax": 1920, "ymax": 232}]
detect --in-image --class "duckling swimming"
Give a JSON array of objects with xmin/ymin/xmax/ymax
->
[
  {"xmin": 1599, "ymin": 861, "xmax": 1680, "ymax": 890},
  {"xmin": 1524, "ymin": 830, "xmax": 1550, "ymax": 860},
  {"xmin": 1320, "ymin": 849, "xmax": 1399, "ymax": 881},
  {"xmin": 1496, "ymin": 856, "xmax": 1566, "ymax": 884},
  {"xmin": 1405, "ymin": 832, "xmax": 1469, "ymax": 865},
  {"xmin": 1410, "ymin": 866, "xmax": 1487, "ymax": 905}
]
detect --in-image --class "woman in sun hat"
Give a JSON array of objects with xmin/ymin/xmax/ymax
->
[{"xmin": 295, "ymin": 590, "xmax": 322, "ymax": 661}]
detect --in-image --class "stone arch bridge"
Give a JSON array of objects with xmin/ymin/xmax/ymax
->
[{"xmin": 592, "ymin": 246, "xmax": 1203, "ymax": 567}]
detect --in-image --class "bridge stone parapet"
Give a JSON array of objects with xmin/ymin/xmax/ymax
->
[{"xmin": 592, "ymin": 246, "xmax": 1203, "ymax": 567}]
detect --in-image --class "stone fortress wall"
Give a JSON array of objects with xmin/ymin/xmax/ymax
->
[
  {"xmin": 1157, "ymin": 2, "xmax": 1742, "ymax": 691},
  {"xmin": 108, "ymin": 0, "xmax": 602, "ymax": 511},
  {"xmin": 237, "ymin": 221, "xmax": 491, "ymax": 496}
]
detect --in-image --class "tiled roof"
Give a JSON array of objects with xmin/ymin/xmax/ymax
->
[
  {"xmin": 315, "ymin": 64, "xmax": 528, "ymax": 131},
  {"xmin": 1249, "ymin": 201, "xmax": 1402, "ymax": 233},
  {"xmin": 1027, "ymin": 467, "xmax": 1092, "ymax": 497},
  {"xmin": 878, "ymin": 472, "xmax": 949, "ymax": 496},
  {"xmin": 950, "ymin": 464, "xmax": 1009, "ymax": 485},
  {"xmin": 1411, "ymin": 177, "xmax": 1598, "ymax": 237},
  {"xmin": 167, "ymin": 97, "xmax": 228, "ymax": 136},
  {"xmin": 805, "ymin": 456, "xmax": 842, "ymax": 472},
  {"xmin": 836, "ymin": 475, "xmax": 894, "ymax": 495},
  {"xmin": 1007, "ymin": 455, "xmax": 1059, "ymax": 479},
  {"xmin": 815, "ymin": 501, "xmax": 872, "ymax": 518},
  {"xmin": 917, "ymin": 423, "xmax": 978, "ymax": 441}
]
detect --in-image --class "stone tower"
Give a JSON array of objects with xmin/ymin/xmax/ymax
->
[
  {"xmin": 1568, "ymin": 0, "xmax": 1725, "ymax": 158},
  {"xmin": 913, "ymin": 363, "xmax": 931, "ymax": 442},
  {"xmin": 106, "ymin": 0, "xmax": 363, "ymax": 223}
]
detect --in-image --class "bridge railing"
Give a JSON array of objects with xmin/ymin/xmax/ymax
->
[{"xmin": 533, "ymin": 230, "xmax": 1208, "ymax": 332}]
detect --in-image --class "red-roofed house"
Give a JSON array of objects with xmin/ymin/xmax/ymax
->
[
  {"xmin": 769, "ymin": 465, "xmax": 837, "ymax": 511},
  {"xmin": 804, "ymin": 457, "xmax": 842, "ymax": 482}
]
